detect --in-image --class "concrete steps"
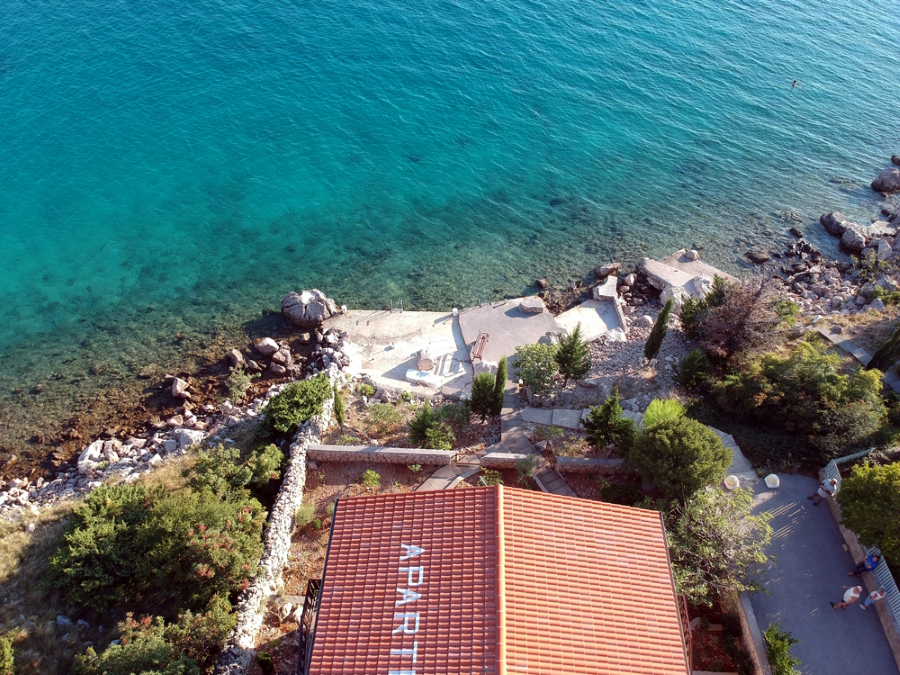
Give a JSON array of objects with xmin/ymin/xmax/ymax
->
[{"xmin": 533, "ymin": 461, "xmax": 577, "ymax": 498}]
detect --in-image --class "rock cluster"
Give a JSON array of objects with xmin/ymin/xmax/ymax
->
[{"xmin": 306, "ymin": 326, "xmax": 352, "ymax": 375}]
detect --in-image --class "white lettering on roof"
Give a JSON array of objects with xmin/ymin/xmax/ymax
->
[{"xmin": 391, "ymin": 544, "xmax": 424, "ymax": 675}]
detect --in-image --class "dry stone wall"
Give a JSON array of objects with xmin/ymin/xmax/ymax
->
[{"xmin": 307, "ymin": 445, "xmax": 456, "ymax": 466}]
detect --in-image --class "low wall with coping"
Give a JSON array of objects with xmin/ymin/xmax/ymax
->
[
  {"xmin": 307, "ymin": 444, "xmax": 456, "ymax": 465},
  {"xmin": 481, "ymin": 452, "xmax": 532, "ymax": 469},
  {"xmin": 555, "ymin": 457, "xmax": 624, "ymax": 474}
]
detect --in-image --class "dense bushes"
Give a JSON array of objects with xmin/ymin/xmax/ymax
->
[
  {"xmin": 764, "ymin": 622, "xmax": 801, "ymax": 675},
  {"xmin": 674, "ymin": 348, "xmax": 709, "ymax": 389},
  {"xmin": 583, "ymin": 389, "xmax": 635, "ymax": 455},
  {"xmin": 408, "ymin": 400, "xmax": 458, "ymax": 449},
  {"xmin": 630, "ymin": 417, "xmax": 731, "ymax": 500},
  {"xmin": 262, "ymin": 373, "xmax": 332, "ymax": 435},
  {"xmin": 666, "ymin": 488, "xmax": 773, "ymax": 606},
  {"xmin": 513, "ymin": 343, "xmax": 558, "ymax": 395},
  {"xmin": 837, "ymin": 462, "xmax": 900, "ymax": 564},
  {"xmin": 641, "ymin": 398, "xmax": 685, "ymax": 429},
  {"xmin": 49, "ymin": 482, "xmax": 265, "ymax": 614},
  {"xmin": 714, "ymin": 340, "xmax": 884, "ymax": 460},
  {"xmin": 74, "ymin": 599, "xmax": 236, "ymax": 675},
  {"xmin": 186, "ymin": 443, "xmax": 283, "ymax": 497},
  {"xmin": 682, "ymin": 275, "xmax": 787, "ymax": 364},
  {"xmin": 470, "ymin": 372, "xmax": 497, "ymax": 422}
]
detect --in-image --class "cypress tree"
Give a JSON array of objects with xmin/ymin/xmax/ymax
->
[
  {"xmin": 644, "ymin": 297, "xmax": 674, "ymax": 361},
  {"xmin": 492, "ymin": 356, "xmax": 508, "ymax": 416},
  {"xmin": 555, "ymin": 322, "xmax": 592, "ymax": 385},
  {"xmin": 333, "ymin": 384, "xmax": 345, "ymax": 428}
]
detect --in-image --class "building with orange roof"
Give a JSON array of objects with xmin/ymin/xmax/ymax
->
[{"xmin": 296, "ymin": 485, "xmax": 691, "ymax": 675}]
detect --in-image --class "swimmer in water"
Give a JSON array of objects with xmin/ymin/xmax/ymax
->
[{"xmin": 792, "ymin": 80, "xmax": 798, "ymax": 88}]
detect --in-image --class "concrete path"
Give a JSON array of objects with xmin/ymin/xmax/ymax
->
[
  {"xmin": 416, "ymin": 464, "xmax": 481, "ymax": 492},
  {"xmin": 748, "ymin": 474, "xmax": 898, "ymax": 675}
]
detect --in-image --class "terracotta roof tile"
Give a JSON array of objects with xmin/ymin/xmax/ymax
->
[{"xmin": 307, "ymin": 486, "xmax": 688, "ymax": 675}]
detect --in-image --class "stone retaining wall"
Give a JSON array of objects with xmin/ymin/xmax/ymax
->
[
  {"xmin": 216, "ymin": 367, "xmax": 343, "ymax": 675},
  {"xmin": 307, "ymin": 445, "xmax": 456, "ymax": 465},
  {"xmin": 554, "ymin": 457, "xmax": 624, "ymax": 474},
  {"xmin": 481, "ymin": 452, "xmax": 532, "ymax": 469}
]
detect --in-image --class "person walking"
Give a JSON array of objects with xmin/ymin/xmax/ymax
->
[
  {"xmin": 848, "ymin": 554, "xmax": 881, "ymax": 576},
  {"xmin": 808, "ymin": 478, "xmax": 837, "ymax": 505},
  {"xmin": 861, "ymin": 588, "xmax": 886, "ymax": 610},
  {"xmin": 831, "ymin": 585, "xmax": 863, "ymax": 610}
]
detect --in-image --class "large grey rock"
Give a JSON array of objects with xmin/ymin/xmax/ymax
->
[
  {"xmin": 282, "ymin": 290, "xmax": 338, "ymax": 328},
  {"xmin": 254, "ymin": 337, "xmax": 279, "ymax": 357},
  {"xmin": 872, "ymin": 167, "xmax": 900, "ymax": 193},
  {"xmin": 591, "ymin": 275, "xmax": 618, "ymax": 301},
  {"xmin": 840, "ymin": 226, "xmax": 866, "ymax": 252},
  {"xmin": 78, "ymin": 441, "xmax": 103, "ymax": 474},
  {"xmin": 892, "ymin": 155, "xmax": 900, "ymax": 167},
  {"xmin": 869, "ymin": 298, "xmax": 886, "ymax": 312},
  {"xmin": 746, "ymin": 250, "xmax": 770, "ymax": 264},
  {"xmin": 820, "ymin": 212, "xmax": 848, "ymax": 236},
  {"xmin": 519, "ymin": 296, "xmax": 545, "ymax": 313},
  {"xmin": 171, "ymin": 377, "xmax": 191, "ymax": 399},
  {"xmin": 593, "ymin": 262, "xmax": 621, "ymax": 279},
  {"xmin": 174, "ymin": 428, "xmax": 207, "ymax": 450},
  {"xmin": 226, "ymin": 349, "xmax": 245, "ymax": 368}
]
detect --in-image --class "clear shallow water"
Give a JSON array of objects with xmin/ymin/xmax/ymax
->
[{"xmin": 0, "ymin": 0, "xmax": 899, "ymax": 453}]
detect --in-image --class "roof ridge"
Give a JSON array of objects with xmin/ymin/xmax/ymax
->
[{"xmin": 495, "ymin": 484, "xmax": 507, "ymax": 675}]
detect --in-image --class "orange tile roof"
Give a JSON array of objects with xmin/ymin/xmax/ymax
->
[{"xmin": 307, "ymin": 486, "xmax": 689, "ymax": 675}]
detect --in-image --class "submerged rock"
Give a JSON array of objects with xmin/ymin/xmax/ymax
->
[
  {"xmin": 746, "ymin": 250, "xmax": 770, "ymax": 264},
  {"xmin": 820, "ymin": 212, "xmax": 849, "ymax": 236}
]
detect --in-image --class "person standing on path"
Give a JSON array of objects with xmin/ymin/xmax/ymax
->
[
  {"xmin": 808, "ymin": 478, "xmax": 838, "ymax": 505},
  {"xmin": 848, "ymin": 554, "xmax": 881, "ymax": 576},
  {"xmin": 861, "ymin": 588, "xmax": 886, "ymax": 610},
  {"xmin": 831, "ymin": 585, "xmax": 863, "ymax": 610}
]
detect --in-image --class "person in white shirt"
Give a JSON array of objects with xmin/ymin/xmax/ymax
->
[
  {"xmin": 861, "ymin": 588, "xmax": 886, "ymax": 610},
  {"xmin": 808, "ymin": 478, "xmax": 837, "ymax": 505},
  {"xmin": 831, "ymin": 585, "xmax": 862, "ymax": 610}
]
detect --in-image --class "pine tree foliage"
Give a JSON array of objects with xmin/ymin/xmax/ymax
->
[
  {"xmin": 555, "ymin": 322, "xmax": 592, "ymax": 385},
  {"xmin": 644, "ymin": 298, "xmax": 674, "ymax": 361},
  {"xmin": 470, "ymin": 372, "xmax": 497, "ymax": 422},
  {"xmin": 492, "ymin": 357, "xmax": 508, "ymax": 416}
]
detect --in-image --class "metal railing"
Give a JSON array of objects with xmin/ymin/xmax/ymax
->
[
  {"xmin": 822, "ymin": 449, "xmax": 900, "ymax": 634},
  {"xmin": 297, "ymin": 579, "xmax": 322, "ymax": 675},
  {"xmin": 678, "ymin": 594, "xmax": 693, "ymax": 673}
]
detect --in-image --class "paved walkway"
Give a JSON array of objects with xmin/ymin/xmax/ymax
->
[
  {"xmin": 748, "ymin": 474, "xmax": 898, "ymax": 674},
  {"xmin": 416, "ymin": 464, "xmax": 481, "ymax": 492}
]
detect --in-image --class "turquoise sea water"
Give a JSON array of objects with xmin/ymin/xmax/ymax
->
[{"xmin": 0, "ymin": 0, "xmax": 899, "ymax": 453}]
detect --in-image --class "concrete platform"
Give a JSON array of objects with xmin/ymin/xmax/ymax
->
[
  {"xmin": 457, "ymin": 298, "xmax": 561, "ymax": 366},
  {"xmin": 556, "ymin": 299, "xmax": 625, "ymax": 342},
  {"xmin": 322, "ymin": 310, "xmax": 473, "ymax": 398},
  {"xmin": 659, "ymin": 249, "xmax": 738, "ymax": 283}
]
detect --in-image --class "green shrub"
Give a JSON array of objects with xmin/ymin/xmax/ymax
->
[
  {"xmin": 361, "ymin": 470, "xmax": 381, "ymax": 488},
  {"xmin": 600, "ymin": 481, "xmax": 644, "ymax": 506},
  {"xmin": 408, "ymin": 464, "xmax": 422, "ymax": 473},
  {"xmin": 398, "ymin": 390, "xmax": 413, "ymax": 403},
  {"xmin": 492, "ymin": 357, "xmax": 508, "ymax": 416},
  {"xmin": 555, "ymin": 322, "xmax": 592, "ymax": 385},
  {"xmin": 764, "ymin": 623, "xmax": 801, "ymax": 675},
  {"xmin": 333, "ymin": 385, "xmax": 346, "ymax": 428},
  {"xmin": 325, "ymin": 501, "xmax": 336, "ymax": 517},
  {"xmin": 533, "ymin": 425, "xmax": 564, "ymax": 442},
  {"xmin": 470, "ymin": 372, "xmax": 498, "ymax": 422},
  {"xmin": 313, "ymin": 518, "xmax": 323, "ymax": 531},
  {"xmin": 868, "ymin": 321, "xmax": 900, "ymax": 372},
  {"xmin": 583, "ymin": 389, "xmax": 635, "ymax": 454},
  {"xmin": 424, "ymin": 423, "xmax": 455, "ymax": 450},
  {"xmin": 294, "ymin": 502, "xmax": 316, "ymax": 529},
  {"xmin": 226, "ymin": 367, "xmax": 258, "ymax": 404},
  {"xmin": 674, "ymin": 349, "xmax": 709, "ymax": 389},
  {"xmin": 716, "ymin": 340, "xmax": 884, "ymax": 460},
  {"xmin": 247, "ymin": 444, "xmax": 284, "ymax": 487},
  {"xmin": 480, "ymin": 469, "xmax": 503, "ymax": 486},
  {"xmin": 666, "ymin": 488, "xmax": 773, "ymax": 606},
  {"xmin": 630, "ymin": 417, "xmax": 731, "ymax": 499},
  {"xmin": 263, "ymin": 374, "xmax": 332, "ymax": 435},
  {"xmin": 185, "ymin": 444, "xmax": 253, "ymax": 497},
  {"xmin": 409, "ymin": 399, "xmax": 436, "ymax": 445},
  {"xmin": 512, "ymin": 343, "xmax": 558, "ymax": 395},
  {"xmin": 256, "ymin": 651, "xmax": 275, "ymax": 675},
  {"xmin": 682, "ymin": 275, "xmax": 732, "ymax": 339},
  {"xmin": 642, "ymin": 398, "xmax": 685, "ymax": 429},
  {"xmin": 644, "ymin": 298, "xmax": 674, "ymax": 361},
  {"xmin": 837, "ymin": 462, "xmax": 900, "ymax": 563},
  {"xmin": 365, "ymin": 403, "xmax": 401, "ymax": 435},
  {"xmin": 0, "ymin": 635, "xmax": 13, "ymax": 675},
  {"xmin": 75, "ymin": 597, "xmax": 235, "ymax": 675},
  {"xmin": 434, "ymin": 402, "xmax": 470, "ymax": 425},
  {"xmin": 50, "ymin": 483, "xmax": 265, "ymax": 614},
  {"xmin": 358, "ymin": 383, "xmax": 376, "ymax": 398},
  {"xmin": 515, "ymin": 454, "xmax": 537, "ymax": 486}
]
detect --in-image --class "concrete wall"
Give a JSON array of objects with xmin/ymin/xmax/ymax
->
[
  {"xmin": 481, "ymin": 452, "xmax": 532, "ymax": 469},
  {"xmin": 307, "ymin": 444, "xmax": 456, "ymax": 466},
  {"xmin": 555, "ymin": 457, "xmax": 624, "ymax": 474}
]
